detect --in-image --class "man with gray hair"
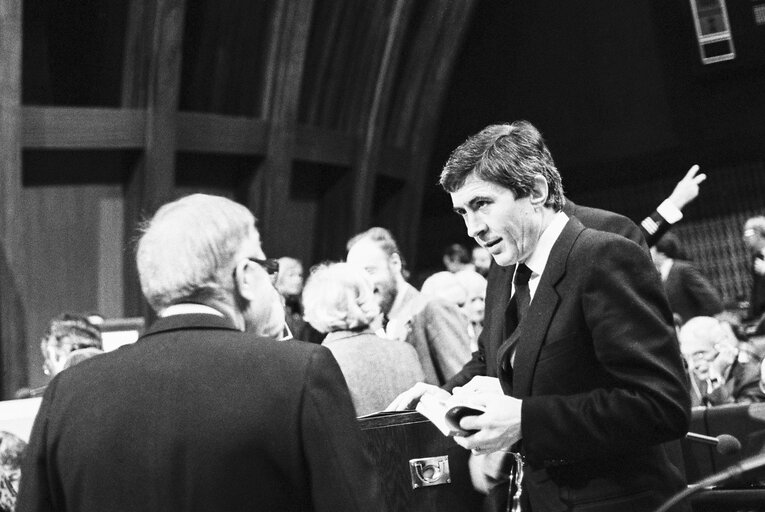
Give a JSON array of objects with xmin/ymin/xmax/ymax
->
[{"xmin": 18, "ymin": 194, "xmax": 383, "ymax": 512}]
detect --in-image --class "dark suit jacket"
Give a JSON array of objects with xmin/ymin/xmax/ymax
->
[
  {"xmin": 663, "ymin": 259, "xmax": 723, "ymax": 324},
  {"xmin": 18, "ymin": 313, "xmax": 382, "ymax": 512},
  {"xmin": 445, "ymin": 212, "xmax": 690, "ymax": 511},
  {"xmin": 501, "ymin": 217, "xmax": 690, "ymax": 510},
  {"xmin": 444, "ymin": 201, "xmax": 647, "ymax": 390}
]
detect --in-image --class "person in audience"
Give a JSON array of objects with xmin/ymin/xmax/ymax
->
[
  {"xmin": 390, "ymin": 121, "xmax": 689, "ymax": 512},
  {"xmin": 302, "ymin": 262, "xmax": 425, "ymax": 416},
  {"xmin": 274, "ymin": 256, "xmax": 322, "ymax": 343},
  {"xmin": 640, "ymin": 164, "xmax": 706, "ymax": 247},
  {"xmin": 17, "ymin": 194, "xmax": 382, "ymax": 512},
  {"xmin": 651, "ymin": 232, "xmax": 724, "ymax": 324},
  {"xmin": 679, "ymin": 315, "xmax": 765, "ymax": 406},
  {"xmin": 471, "ymin": 245, "xmax": 492, "ymax": 277},
  {"xmin": 442, "ymin": 243, "xmax": 473, "ymax": 273},
  {"xmin": 455, "ymin": 269, "xmax": 487, "ymax": 351},
  {"xmin": 420, "ymin": 270, "xmax": 468, "ymax": 308},
  {"xmin": 346, "ymin": 227, "xmax": 472, "ymax": 385},
  {"xmin": 0, "ymin": 431, "xmax": 26, "ymax": 512},
  {"xmin": 61, "ymin": 347, "xmax": 104, "ymax": 371},
  {"xmin": 15, "ymin": 313, "xmax": 103, "ymax": 399},
  {"xmin": 743, "ymin": 216, "xmax": 765, "ymax": 323}
]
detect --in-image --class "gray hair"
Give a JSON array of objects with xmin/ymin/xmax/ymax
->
[
  {"xmin": 136, "ymin": 194, "xmax": 256, "ymax": 312},
  {"xmin": 302, "ymin": 262, "xmax": 380, "ymax": 334},
  {"xmin": 439, "ymin": 120, "xmax": 565, "ymax": 211}
]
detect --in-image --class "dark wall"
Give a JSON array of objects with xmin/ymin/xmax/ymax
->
[{"xmin": 417, "ymin": 0, "xmax": 765, "ymax": 271}]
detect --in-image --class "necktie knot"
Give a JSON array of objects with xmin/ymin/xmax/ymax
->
[{"xmin": 514, "ymin": 264, "xmax": 532, "ymax": 286}]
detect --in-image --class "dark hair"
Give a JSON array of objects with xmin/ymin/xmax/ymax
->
[
  {"xmin": 439, "ymin": 120, "xmax": 565, "ymax": 211},
  {"xmin": 443, "ymin": 243, "xmax": 470, "ymax": 264},
  {"xmin": 654, "ymin": 232, "xmax": 682, "ymax": 260}
]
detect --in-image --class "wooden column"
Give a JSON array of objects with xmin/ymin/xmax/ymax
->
[
  {"xmin": 398, "ymin": 0, "xmax": 477, "ymax": 268},
  {"xmin": 0, "ymin": 0, "xmax": 28, "ymax": 397},
  {"xmin": 122, "ymin": 0, "xmax": 186, "ymax": 317},
  {"xmin": 249, "ymin": 0, "xmax": 314, "ymax": 257},
  {"xmin": 351, "ymin": 0, "xmax": 412, "ymax": 235}
]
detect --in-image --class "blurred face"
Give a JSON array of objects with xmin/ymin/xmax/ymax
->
[
  {"xmin": 240, "ymin": 230, "xmax": 286, "ymax": 339},
  {"xmin": 346, "ymin": 239, "xmax": 398, "ymax": 315},
  {"xmin": 276, "ymin": 260, "xmax": 304, "ymax": 297},
  {"xmin": 41, "ymin": 335, "xmax": 74, "ymax": 377},
  {"xmin": 471, "ymin": 246, "xmax": 492, "ymax": 275},
  {"xmin": 464, "ymin": 292, "xmax": 486, "ymax": 325},
  {"xmin": 743, "ymin": 225, "xmax": 765, "ymax": 253},
  {"xmin": 451, "ymin": 174, "xmax": 543, "ymax": 267}
]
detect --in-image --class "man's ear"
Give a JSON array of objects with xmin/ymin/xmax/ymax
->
[
  {"xmin": 233, "ymin": 259, "xmax": 257, "ymax": 301},
  {"xmin": 529, "ymin": 175, "xmax": 549, "ymax": 207},
  {"xmin": 390, "ymin": 252, "xmax": 403, "ymax": 275}
]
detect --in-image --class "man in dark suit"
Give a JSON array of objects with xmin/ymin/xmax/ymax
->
[
  {"xmin": 406, "ymin": 121, "xmax": 690, "ymax": 511},
  {"xmin": 743, "ymin": 216, "xmax": 765, "ymax": 323},
  {"xmin": 17, "ymin": 194, "xmax": 383, "ymax": 512},
  {"xmin": 651, "ymin": 232, "xmax": 723, "ymax": 324}
]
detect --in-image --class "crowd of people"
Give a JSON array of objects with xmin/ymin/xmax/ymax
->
[{"xmin": 5, "ymin": 120, "xmax": 765, "ymax": 512}]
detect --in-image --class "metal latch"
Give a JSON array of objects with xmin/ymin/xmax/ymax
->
[{"xmin": 409, "ymin": 455, "xmax": 450, "ymax": 489}]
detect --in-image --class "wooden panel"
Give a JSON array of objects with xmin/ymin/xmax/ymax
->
[
  {"xmin": 0, "ymin": 0, "xmax": 28, "ymax": 398},
  {"xmin": 359, "ymin": 411, "xmax": 482, "ymax": 512},
  {"xmin": 294, "ymin": 124, "xmax": 355, "ymax": 166},
  {"xmin": 176, "ymin": 112, "xmax": 268, "ymax": 154},
  {"xmin": 22, "ymin": 183, "xmax": 119, "ymax": 388},
  {"xmin": 22, "ymin": 106, "xmax": 146, "ymax": 148}
]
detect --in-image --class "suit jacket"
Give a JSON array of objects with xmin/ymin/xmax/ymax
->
[
  {"xmin": 663, "ymin": 259, "xmax": 723, "ymax": 324},
  {"xmin": 445, "ymin": 212, "xmax": 690, "ymax": 511},
  {"xmin": 18, "ymin": 313, "xmax": 383, "ymax": 512},
  {"xmin": 444, "ymin": 201, "xmax": 647, "ymax": 391},
  {"xmin": 323, "ymin": 330, "xmax": 425, "ymax": 416}
]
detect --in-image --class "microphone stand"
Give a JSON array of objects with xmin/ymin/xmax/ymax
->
[{"xmin": 654, "ymin": 453, "xmax": 765, "ymax": 512}]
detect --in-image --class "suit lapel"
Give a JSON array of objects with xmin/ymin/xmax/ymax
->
[{"xmin": 503, "ymin": 218, "xmax": 586, "ymax": 398}]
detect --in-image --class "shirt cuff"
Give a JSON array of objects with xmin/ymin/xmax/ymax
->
[{"xmin": 656, "ymin": 199, "xmax": 683, "ymax": 224}]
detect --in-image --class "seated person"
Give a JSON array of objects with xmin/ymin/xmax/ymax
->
[
  {"xmin": 0, "ymin": 431, "xmax": 26, "ymax": 512},
  {"xmin": 303, "ymin": 262, "xmax": 425, "ymax": 416},
  {"xmin": 679, "ymin": 316, "xmax": 765, "ymax": 406},
  {"xmin": 15, "ymin": 313, "xmax": 102, "ymax": 398}
]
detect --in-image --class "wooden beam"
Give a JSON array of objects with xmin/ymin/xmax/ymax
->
[
  {"xmin": 399, "ymin": 0, "xmax": 478, "ymax": 268},
  {"xmin": 22, "ymin": 107, "xmax": 146, "ymax": 148},
  {"xmin": 176, "ymin": 112, "xmax": 268, "ymax": 155},
  {"xmin": 122, "ymin": 0, "xmax": 186, "ymax": 318},
  {"xmin": 351, "ymin": 0, "xmax": 412, "ymax": 234},
  {"xmin": 294, "ymin": 124, "xmax": 355, "ymax": 166},
  {"xmin": 0, "ymin": 0, "xmax": 28, "ymax": 398},
  {"xmin": 249, "ymin": 0, "xmax": 314, "ymax": 258}
]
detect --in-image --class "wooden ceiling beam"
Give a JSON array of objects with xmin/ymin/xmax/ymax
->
[{"xmin": 22, "ymin": 107, "xmax": 146, "ymax": 148}]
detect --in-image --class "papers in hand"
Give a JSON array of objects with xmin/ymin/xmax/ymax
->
[{"xmin": 416, "ymin": 393, "xmax": 485, "ymax": 437}]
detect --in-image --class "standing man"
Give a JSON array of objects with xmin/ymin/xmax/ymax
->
[
  {"xmin": 743, "ymin": 216, "xmax": 765, "ymax": 323},
  {"xmin": 651, "ymin": 232, "xmax": 724, "ymax": 324},
  {"xmin": 346, "ymin": 227, "xmax": 472, "ymax": 385},
  {"xmin": 18, "ymin": 194, "xmax": 383, "ymax": 512},
  {"xmin": 433, "ymin": 122, "xmax": 690, "ymax": 511}
]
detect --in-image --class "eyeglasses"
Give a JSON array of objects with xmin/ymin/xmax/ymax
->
[{"xmin": 249, "ymin": 258, "xmax": 280, "ymax": 277}]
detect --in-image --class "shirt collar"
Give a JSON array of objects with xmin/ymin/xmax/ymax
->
[
  {"xmin": 522, "ymin": 211, "xmax": 569, "ymax": 277},
  {"xmin": 160, "ymin": 303, "xmax": 225, "ymax": 318}
]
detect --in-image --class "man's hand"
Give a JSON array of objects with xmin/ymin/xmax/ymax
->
[
  {"xmin": 450, "ymin": 393, "xmax": 523, "ymax": 455},
  {"xmin": 668, "ymin": 165, "xmax": 706, "ymax": 211},
  {"xmin": 710, "ymin": 342, "xmax": 738, "ymax": 381},
  {"xmin": 386, "ymin": 382, "xmax": 451, "ymax": 411},
  {"xmin": 451, "ymin": 376, "xmax": 503, "ymax": 396}
]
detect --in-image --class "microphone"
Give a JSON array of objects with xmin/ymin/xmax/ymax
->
[
  {"xmin": 655, "ymin": 452, "xmax": 765, "ymax": 512},
  {"xmin": 685, "ymin": 432, "xmax": 742, "ymax": 455}
]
